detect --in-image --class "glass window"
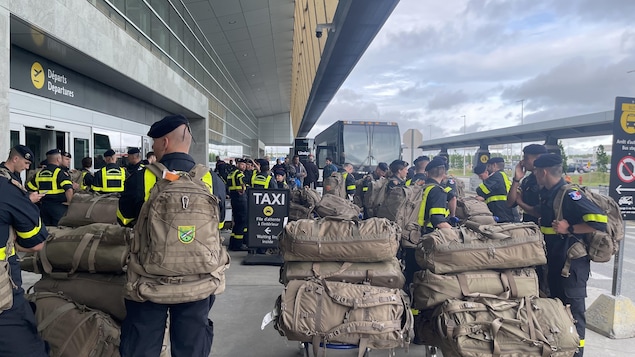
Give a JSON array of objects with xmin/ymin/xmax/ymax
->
[
  {"xmin": 74, "ymin": 138, "xmax": 90, "ymax": 169},
  {"xmin": 10, "ymin": 130, "xmax": 20, "ymax": 148}
]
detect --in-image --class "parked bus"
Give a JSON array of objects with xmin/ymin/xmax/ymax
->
[
  {"xmin": 314, "ymin": 121, "xmax": 401, "ymax": 178},
  {"xmin": 290, "ymin": 137, "xmax": 314, "ymax": 164}
]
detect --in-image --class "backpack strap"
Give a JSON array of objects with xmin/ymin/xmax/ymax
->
[
  {"xmin": 190, "ymin": 164, "xmax": 210, "ymax": 181},
  {"xmin": 145, "ymin": 162, "xmax": 166, "ymax": 179}
]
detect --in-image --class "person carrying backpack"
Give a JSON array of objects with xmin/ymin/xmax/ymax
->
[
  {"xmin": 117, "ymin": 114, "xmax": 227, "ymax": 357},
  {"xmin": 533, "ymin": 153, "xmax": 607, "ymax": 357}
]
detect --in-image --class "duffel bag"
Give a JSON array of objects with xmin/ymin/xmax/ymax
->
[
  {"xmin": 412, "ymin": 268, "xmax": 538, "ymax": 310},
  {"xmin": 20, "ymin": 223, "xmax": 131, "ymax": 275},
  {"xmin": 58, "ymin": 192, "xmax": 120, "ymax": 227},
  {"xmin": 314, "ymin": 193, "xmax": 361, "ymax": 220},
  {"xmin": 26, "ymin": 292, "xmax": 120, "ymax": 357},
  {"xmin": 288, "ymin": 201, "xmax": 313, "ymax": 221},
  {"xmin": 279, "ymin": 258, "xmax": 405, "ymax": 289},
  {"xmin": 274, "ymin": 279, "xmax": 413, "ymax": 355},
  {"xmin": 433, "ymin": 297, "xmax": 579, "ymax": 357},
  {"xmin": 34, "ymin": 273, "xmax": 126, "ymax": 322},
  {"xmin": 416, "ymin": 222, "xmax": 546, "ymax": 274},
  {"xmin": 280, "ymin": 217, "xmax": 400, "ymax": 262},
  {"xmin": 456, "ymin": 196, "xmax": 497, "ymax": 225}
]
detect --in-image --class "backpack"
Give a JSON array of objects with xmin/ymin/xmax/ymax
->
[
  {"xmin": 553, "ymin": 184, "xmax": 624, "ymax": 267},
  {"xmin": 314, "ymin": 193, "xmax": 361, "ymax": 220},
  {"xmin": 127, "ymin": 162, "xmax": 229, "ymax": 303},
  {"xmin": 376, "ymin": 184, "xmax": 428, "ymax": 247},
  {"xmin": 456, "ymin": 196, "xmax": 497, "ymax": 225},
  {"xmin": 362, "ymin": 178, "xmax": 389, "ymax": 217},
  {"xmin": 323, "ymin": 172, "xmax": 346, "ymax": 198}
]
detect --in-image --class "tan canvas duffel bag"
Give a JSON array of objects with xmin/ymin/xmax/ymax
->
[
  {"xmin": 280, "ymin": 217, "xmax": 400, "ymax": 262},
  {"xmin": 275, "ymin": 279, "xmax": 413, "ymax": 356},
  {"xmin": 58, "ymin": 192, "xmax": 120, "ymax": 227},
  {"xmin": 455, "ymin": 196, "xmax": 497, "ymax": 225},
  {"xmin": 433, "ymin": 297, "xmax": 579, "ymax": 357},
  {"xmin": 34, "ymin": 273, "xmax": 126, "ymax": 322},
  {"xmin": 416, "ymin": 222, "xmax": 546, "ymax": 274},
  {"xmin": 20, "ymin": 223, "xmax": 130, "ymax": 275},
  {"xmin": 279, "ymin": 258, "xmax": 405, "ymax": 289},
  {"xmin": 288, "ymin": 201, "xmax": 313, "ymax": 221},
  {"xmin": 314, "ymin": 193, "xmax": 362, "ymax": 220},
  {"xmin": 412, "ymin": 268, "xmax": 538, "ymax": 310},
  {"xmin": 26, "ymin": 292, "xmax": 121, "ymax": 357}
]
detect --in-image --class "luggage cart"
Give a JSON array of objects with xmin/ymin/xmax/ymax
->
[{"xmin": 300, "ymin": 342, "xmax": 370, "ymax": 357}]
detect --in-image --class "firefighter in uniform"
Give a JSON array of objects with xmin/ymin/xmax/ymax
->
[
  {"xmin": 92, "ymin": 149, "xmax": 126, "ymax": 193},
  {"xmin": 27, "ymin": 149, "xmax": 74, "ymax": 226},
  {"xmin": 386, "ymin": 160, "xmax": 408, "ymax": 190},
  {"xmin": 228, "ymin": 159, "xmax": 248, "ymax": 251},
  {"xmin": 406, "ymin": 156, "xmax": 429, "ymax": 186},
  {"xmin": 79, "ymin": 157, "xmax": 95, "ymax": 191},
  {"xmin": 116, "ymin": 114, "xmax": 225, "ymax": 357},
  {"xmin": 341, "ymin": 163, "xmax": 357, "ymax": 196},
  {"xmin": 0, "ymin": 165, "xmax": 49, "ymax": 356},
  {"xmin": 1, "ymin": 145, "xmax": 44, "ymax": 204},
  {"xmin": 533, "ymin": 153, "xmax": 606, "ymax": 356},
  {"xmin": 475, "ymin": 157, "xmax": 518, "ymax": 223},
  {"xmin": 251, "ymin": 159, "xmax": 273, "ymax": 189},
  {"xmin": 126, "ymin": 147, "xmax": 144, "ymax": 176},
  {"xmin": 508, "ymin": 144, "xmax": 549, "ymax": 294}
]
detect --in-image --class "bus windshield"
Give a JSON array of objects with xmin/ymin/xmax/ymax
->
[{"xmin": 342, "ymin": 124, "xmax": 401, "ymax": 166}]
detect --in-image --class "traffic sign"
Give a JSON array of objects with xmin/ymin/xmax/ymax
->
[{"xmin": 610, "ymin": 97, "xmax": 635, "ymax": 220}]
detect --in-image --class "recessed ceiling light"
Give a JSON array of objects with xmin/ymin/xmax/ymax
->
[
  {"xmin": 243, "ymin": 53, "xmax": 248, "ymax": 57},
  {"xmin": 251, "ymin": 74, "xmax": 256, "ymax": 77},
  {"xmin": 228, "ymin": 20, "xmax": 237, "ymax": 24}
]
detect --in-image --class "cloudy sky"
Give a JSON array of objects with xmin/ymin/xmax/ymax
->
[{"xmin": 307, "ymin": 0, "xmax": 635, "ymax": 156}]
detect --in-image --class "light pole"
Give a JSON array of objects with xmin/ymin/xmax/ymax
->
[
  {"xmin": 461, "ymin": 115, "xmax": 466, "ymax": 176},
  {"xmin": 517, "ymin": 99, "xmax": 525, "ymax": 158}
]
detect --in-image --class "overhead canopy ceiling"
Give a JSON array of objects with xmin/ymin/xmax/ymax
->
[
  {"xmin": 419, "ymin": 111, "xmax": 615, "ymax": 151},
  {"xmin": 183, "ymin": 0, "xmax": 295, "ymax": 119}
]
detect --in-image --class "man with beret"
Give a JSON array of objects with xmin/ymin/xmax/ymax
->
[
  {"xmin": 92, "ymin": 149, "xmax": 126, "ymax": 193},
  {"xmin": 0, "ymin": 145, "xmax": 44, "ymax": 204},
  {"xmin": 27, "ymin": 149, "xmax": 74, "ymax": 226},
  {"xmin": 473, "ymin": 163, "xmax": 488, "ymax": 180},
  {"xmin": 227, "ymin": 158, "xmax": 248, "ymax": 251},
  {"xmin": 60, "ymin": 151, "xmax": 82, "ymax": 190},
  {"xmin": 406, "ymin": 156, "xmax": 429, "ymax": 186},
  {"xmin": 116, "ymin": 114, "xmax": 226, "ymax": 357},
  {"xmin": 433, "ymin": 154, "xmax": 459, "ymax": 217},
  {"xmin": 125, "ymin": 147, "xmax": 144, "ymax": 176},
  {"xmin": 533, "ymin": 153, "xmax": 606, "ymax": 356},
  {"xmin": 475, "ymin": 157, "xmax": 519, "ymax": 223}
]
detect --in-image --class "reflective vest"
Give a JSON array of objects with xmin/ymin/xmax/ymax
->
[
  {"xmin": 417, "ymin": 184, "xmax": 449, "ymax": 228},
  {"xmin": 478, "ymin": 171, "xmax": 512, "ymax": 204},
  {"xmin": 93, "ymin": 167, "xmax": 126, "ymax": 193},
  {"xmin": 251, "ymin": 174, "xmax": 272, "ymax": 189},
  {"xmin": 80, "ymin": 170, "xmax": 90, "ymax": 191},
  {"xmin": 228, "ymin": 170, "xmax": 245, "ymax": 191},
  {"xmin": 28, "ymin": 167, "xmax": 69, "ymax": 194},
  {"xmin": 343, "ymin": 173, "xmax": 356, "ymax": 192}
]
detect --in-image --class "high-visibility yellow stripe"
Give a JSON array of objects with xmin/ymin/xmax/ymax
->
[
  {"xmin": 429, "ymin": 207, "xmax": 448, "ymax": 215},
  {"xmin": 252, "ymin": 175, "xmax": 272, "ymax": 188},
  {"xmin": 541, "ymin": 226, "xmax": 557, "ymax": 235},
  {"xmin": 418, "ymin": 185, "xmax": 441, "ymax": 227},
  {"xmin": 485, "ymin": 195, "xmax": 507, "ymax": 203},
  {"xmin": 117, "ymin": 209, "xmax": 134, "ymax": 226},
  {"xmin": 228, "ymin": 170, "xmax": 244, "ymax": 190},
  {"xmin": 143, "ymin": 169, "xmax": 158, "ymax": 202},
  {"xmin": 346, "ymin": 185, "xmax": 356, "ymax": 190},
  {"xmin": 362, "ymin": 187, "xmax": 369, "ymax": 191},
  {"xmin": 80, "ymin": 171, "xmax": 89, "ymax": 190},
  {"xmin": 478, "ymin": 182, "xmax": 490, "ymax": 195},
  {"xmin": 405, "ymin": 179, "xmax": 412, "ymax": 187},
  {"xmin": 202, "ymin": 172, "xmax": 213, "ymax": 194},
  {"xmin": 443, "ymin": 186, "xmax": 451, "ymax": 193},
  {"xmin": 16, "ymin": 218, "xmax": 42, "ymax": 239},
  {"xmin": 579, "ymin": 339, "xmax": 585, "ymax": 348},
  {"xmin": 0, "ymin": 246, "xmax": 15, "ymax": 260},
  {"xmin": 501, "ymin": 172, "xmax": 512, "ymax": 193},
  {"xmin": 27, "ymin": 181, "xmax": 38, "ymax": 191},
  {"xmin": 218, "ymin": 222, "xmax": 224, "ymax": 229},
  {"xmin": 34, "ymin": 168, "xmax": 65, "ymax": 194},
  {"xmin": 583, "ymin": 213, "xmax": 607, "ymax": 223}
]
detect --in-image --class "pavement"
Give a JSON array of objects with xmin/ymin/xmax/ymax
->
[{"xmin": 20, "ymin": 230, "xmax": 635, "ymax": 357}]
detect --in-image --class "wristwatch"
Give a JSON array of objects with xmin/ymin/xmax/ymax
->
[{"xmin": 567, "ymin": 225, "xmax": 575, "ymax": 234}]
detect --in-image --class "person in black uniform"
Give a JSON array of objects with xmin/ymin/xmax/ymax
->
[
  {"xmin": 533, "ymin": 153, "xmax": 606, "ymax": 356},
  {"xmin": 0, "ymin": 145, "xmax": 44, "ymax": 204},
  {"xmin": 433, "ymin": 154, "xmax": 458, "ymax": 218},
  {"xmin": 116, "ymin": 114, "xmax": 225, "ymax": 357},
  {"xmin": 125, "ymin": 147, "xmax": 144, "ymax": 176},
  {"xmin": 406, "ymin": 156, "xmax": 429, "ymax": 186},
  {"xmin": 227, "ymin": 159, "xmax": 248, "ymax": 251},
  {"xmin": 251, "ymin": 159, "xmax": 274, "ymax": 189},
  {"xmin": 475, "ymin": 157, "xmax": 518, "ymax": 222},
  {"xmin": 0, "ymin": 167, "xmax": 49, "ymax": 356},
  {"xmin": 92, "ymin": 149, "xmax": 126, "ymax": 193},
  {"xmin": 341, "ymin": 163, "xmax": 357, "ymax": 197},
  {"xmin": 27, "ymin": 149, "xmax": 74, "ymax": 226},
  {"xmin": 78, "ymin": 157, "xmax": 95, "ymax": 191}
]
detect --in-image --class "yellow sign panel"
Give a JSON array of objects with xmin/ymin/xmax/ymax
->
[
  {"xmin": 31, "ymin": 62, "xmax": 44, "ymax": 89},
  {"xmin": 479, "ymin": 154, "xmax": 489, "ymax": 164},
  {"xmin": 263, "ymin": 206, "xmax": 274, "ymax": 217},
  {"xmin": 620, "ymin": 111, "xmax": 635, "ymax": 134}
]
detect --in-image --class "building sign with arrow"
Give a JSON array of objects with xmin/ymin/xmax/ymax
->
[
  {"xmin": 247, "ymin": 188, "xmax": 289, "ymax": 248},
  {"xmin": 610, "ymin": 97, "xmax": 635, "ymax": 220}
]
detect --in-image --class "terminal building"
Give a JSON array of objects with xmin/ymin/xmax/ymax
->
[{"xmin": 1, "ymin": 0, "xmax": 398, "ymax": 175}]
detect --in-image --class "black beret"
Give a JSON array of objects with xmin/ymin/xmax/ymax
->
[
  {"xmin": 274, "ymin": 169, "xmax": 286, "ymax": 176},
  {"xmin": 104, "ymin": 149, "xmax": 116, "ymax": 157},
  {"xmin": 523, "ymin": 144, "xmax": 548, "ymax": 155},
  {"xmin": 39, "ymin": 159, "xmax": 47, "ymax": 166},
  {"xmin": 147, "ymin": 114, "xmax": 189, "ymax": 138},
  {"xmin": 533, "ymin": 153, "xmax": 563, "ymax": 168},
  {"xmin": 377, "ymin": 162, "xmax": 389, "ymax": 172},
  {"xmin": 473, "ymin": 164, "xmax": 487, "ymax": 175},
  {"xmin": 487, "ymin": 157, "xmax": 504, "ymax": 165},
  {"xmin": 235, "ymin": 158, "xmax": 244, "ymax": 163},
  {"xmin": 127, "ymin": 147, "xmax": 140, "ymax": 155},
  {"xmin": 62, "ymin": 151, "xmax": 71, "ymax": 158},
  {"xmin": 425, "ymin": 157, "xmax": 446, "ymax": 171},
  {"xmin": 414, "ymin": 156, "xmax": 430, "ymax": 165},
  {"xmin": 13, "ymin": 145, "xmax": 34, "ymax": 161},
  {"xmin": 389, "ymin": 159, "xmax": 408, "ymax": 172},
  {"xmin": 46, "ymin": 148, "xmax": 61, "ymax": 156}
]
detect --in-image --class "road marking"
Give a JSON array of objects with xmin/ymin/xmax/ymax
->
[{"xmin": 589, "ymin": 272, "xmax": 612, "ymax": 280}]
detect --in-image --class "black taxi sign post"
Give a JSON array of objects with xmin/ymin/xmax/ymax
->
[
  {"xmin": 243, "ymin": 187, "xmax": 289, "ymax": 266},
  {"xmin": 608, "ymin": 96, "xmax": 634, "ymax": 297}
]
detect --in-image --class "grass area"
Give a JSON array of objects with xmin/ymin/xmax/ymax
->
[{"xmin": 449, "ymin": 169, "xmax": 610, "ymax": 186}]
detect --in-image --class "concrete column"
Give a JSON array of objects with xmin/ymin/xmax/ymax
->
[
  {"xmin": 0, "ymin": 6, "xmax": 10, "ymax": 155},
  {"xmin": 189, "ymin": 116, "xmax": 209, "ymax": 166}
]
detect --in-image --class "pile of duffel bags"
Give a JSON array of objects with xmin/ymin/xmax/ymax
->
[
  {"xmin": 412, "ymin": 219, "xmax": 581, "ymax": 357},
  {"xmin": 21, "ymin": 192, "xmax": 126, "ymax": 357},
  {"xmin": 274, "ymin": 195, "xmax": 414, "ymax": 356}
]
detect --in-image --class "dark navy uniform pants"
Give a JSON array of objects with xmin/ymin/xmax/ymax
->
[
  {"xmin": 41, "ymin": 201, "xmax": 68, "ymax": 226},
  {"xmin": 229, "ymin": 195, "xmax": 248, "ymax": 249},
  {"xmin": 0, "ymin": 297, "xmax": 48, "ymax": 357},
  {"xmin": 120, "ymin": 296, "xmax": 215, "ymax": 357}
]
